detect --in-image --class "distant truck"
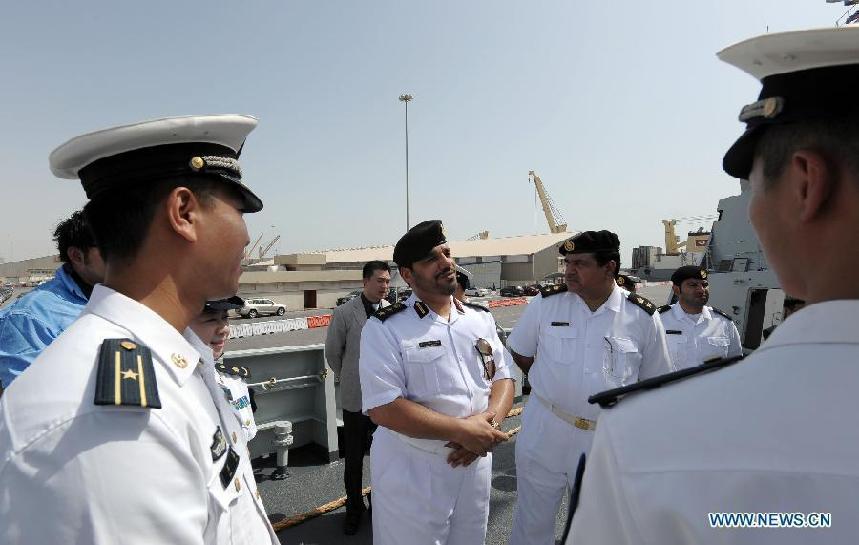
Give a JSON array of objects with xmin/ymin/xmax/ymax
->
[{"xmin": 239, "ymin": 298, "xmax": 286, "ymax": 318}]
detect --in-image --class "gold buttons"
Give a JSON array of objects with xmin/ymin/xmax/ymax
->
[
  {"xmin": 234, "ymin": 477, "xmax": 241, "ymax": 492},
  {"xmin": 189, "ymin": 156, "xmax": 205, "ymax": 171},
  {"xmin": 120, "ymin": 341, "xmax": 137, "ymax": 350},
  {"xmin": 256, "ymin": 489, "xmax": 261, "ymax": 499},
  {"xmin": 171, "ymin": 353, "xmax": 188, "ymax": 368}
]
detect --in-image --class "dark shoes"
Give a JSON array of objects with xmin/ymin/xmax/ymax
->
[{"xmin": 343, "ymin": 510, "xmax": 363, "ymax": 535}]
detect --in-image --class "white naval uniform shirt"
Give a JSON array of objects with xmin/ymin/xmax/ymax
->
[
  {"xmin": 360, "ymin": 294, "xmax": 513, "ymax": 420},
  {"xmin": 568, "ymin": 300, "xmax": 859, "ymax": 545},
  {"xmin": 215, "ymin": 362, "xmax": 257, "ymax": 442},
  {"xmin": 507, "ymin": 284, "xmax": 673, "ymax": 422},
  {"xmin": 0, "ymin": 286, "xmax": 278, "ymax": 545},
  {"xmin": 660, "ymin": 303, "xmax": 743, "ymax": 369}
]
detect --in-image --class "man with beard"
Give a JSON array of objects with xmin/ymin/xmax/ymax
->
[
  {"xmin": 359, "ymin": 220, "xmax": 514, "ymax": 545},
  {"xmin": 506, "ymin": 229, "xmax": 673, "ymax": 545},
  {"xmin": 658, "ymin": 266, "xmax": 742, "ymax": 369},
  {"xmin": 0, "ymin": 115, "xmax": 278, "ymax": 544}
]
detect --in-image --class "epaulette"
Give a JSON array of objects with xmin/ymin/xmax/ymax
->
[
  {"xmin": 588, "ymin": 355, "xmax": 745, "ymax": 408},
  {"xmin": 94, "ymin": 339, "xmax": 162, "ymax": 409},
  {"xmin": 539, "ymin": 283, "xmax": 568, "ymax": 298},
  {"xmin": 710, "ymin": 307, "xmax": 733, "ymax": 322},
  {"xmin": 463, "ymin": 301, "xmax": 490, "ymax": 313},
  {"xmin": 657, "ymin": 304, "xmax": 672, "ymax": 313},
  {"xmin": 216, "ymin": 361, "xmax": 251, "ymax": 379},
  {"xmin": 627, "ymin": 292, "xmax": 656, "ymax": 315},
  {"xmin": 373, "ymin": 301, "xmax": 407, "ymax": 322}
]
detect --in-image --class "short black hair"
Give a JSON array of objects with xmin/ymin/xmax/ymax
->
[
  {"xmin": 363, "ymin": 260, "xmax": 390, "ymax": 279},
  {"xmin": 594, "ymin": 250, "xmax": 621, "ymax": 277},
  {"xmin": 53, "ymin": 210, "xmax": 97, "ymax": 263},
  {"xmin": 83, "ymin": 176, "xmax": 221, "ymax": 263},
  {"xmin": 755, "ymin": 118, "xmax": 859, "ymax": 185}
]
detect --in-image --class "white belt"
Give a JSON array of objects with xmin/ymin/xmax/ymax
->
[
  {"xmin": 533, "ymin": 394, "xmax": 597, "ymax": 431},
  {"xmin": 389, "ymin": 430, "xmax": 452, "ymax": 456}
]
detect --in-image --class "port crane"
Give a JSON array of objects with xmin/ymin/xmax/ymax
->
[{"xmin": 528, "ymin": 171, "xmax": 568, "ymax": 234}]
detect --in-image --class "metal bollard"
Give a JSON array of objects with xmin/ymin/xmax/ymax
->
[{"xmin": 272, "ymin": 421, "xmax": 294, "ymax": 478}]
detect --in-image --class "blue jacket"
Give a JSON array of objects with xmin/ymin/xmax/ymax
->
[{"xmin": 0, "ymin": 264, "xmax": 89, "ymax": 387}]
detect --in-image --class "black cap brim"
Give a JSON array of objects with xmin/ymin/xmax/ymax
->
[
  {"xmin": 723, "ymin": 125, "xmax": 764, "ymax": 180},
  {"xmin": 235, "ymin": 184, "xmax": 263, "ymax": 213},
  {"xmin": 204, "ymin": 295, "xmax": 245, "ymax": 312}
]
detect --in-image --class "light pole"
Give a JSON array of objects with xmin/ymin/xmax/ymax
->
[{"xmin": 399, "ymin": 93, "xmax": 413, "ymax": 230}]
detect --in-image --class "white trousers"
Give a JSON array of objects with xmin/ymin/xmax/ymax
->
[
  {"xmin": 370, "ymin": 429, "xmax": 492, "ymax": 545},
  {"xmin": 510, "ymin": 399, "xmax": 595, "ymax": 545}
]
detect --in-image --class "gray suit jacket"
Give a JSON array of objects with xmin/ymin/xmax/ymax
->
[{"xmin": 325, "ymin": 294, "xmax": 389, "ymax": 413}]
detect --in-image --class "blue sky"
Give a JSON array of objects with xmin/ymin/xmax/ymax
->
[{"xmin": 0, "ymin": 1, "xmax": 840, "ymax": 264}]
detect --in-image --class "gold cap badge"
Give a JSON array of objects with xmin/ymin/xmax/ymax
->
[
  {"xmin": 564, "ymin": 240, "xmax": 575, "ymax": 252},
  {"xmin": 189, "ymin": 156, "xmax": 205, "ymax": 171},
  {"xmin": 701, "ymin": 269, "xmax": 708, "ymax": 279}
]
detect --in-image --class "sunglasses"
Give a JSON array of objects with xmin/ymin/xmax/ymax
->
[{"xmin": 475, "ymin": 338, "xmax": 496, "ymax": 381}]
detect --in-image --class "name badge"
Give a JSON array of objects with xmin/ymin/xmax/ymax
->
[
  {"xmin": 419, "ymin": 340, "xmax": 442, "ymax": 348},
  {"xmin": 665, "ymin": 330, "xmax": 683, "ymax": 335},
  {"xmin": 550, "ymin": 321, "xmax": 570, "ymax": 326}
]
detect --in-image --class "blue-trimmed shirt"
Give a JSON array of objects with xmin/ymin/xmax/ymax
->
[{"xmin": 0, "ymin": 265, "xmax": 89, "ymax": 387}]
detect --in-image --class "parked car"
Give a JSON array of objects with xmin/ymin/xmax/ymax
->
[
  {"xmin": 336, "ymin": 290, "xmax": 362, "ymax": 306},
  {"xmin": 239, "ymin": 298, "xmax": 286, "ymax": 318},
  {"xmin": 523, "ymin": 284, "xmax": 540, "ymax": 296},
  {"xmin": 464, "ymin": 287, "xmax": 491, "ymax": 297},
  {"xmin": 385, "ymin": 287, "xmax": 413, "ymax": 304},
  {"xmin": 499, "ymin": 285, "xmax": 524, "ymax": 297}
]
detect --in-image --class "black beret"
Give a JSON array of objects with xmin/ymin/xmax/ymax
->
[
  {"xmin": 671, "ymin": 266, "xmax": 708, "ymax": 285},
  {"xmin": 203, "ymin": 295, "xmax": 245, "ymax": 312},
  {"xmin": 393, "ymin": 220, "xmax": 447, "ymax": 267},
  {"xmin": 559, "ymin": 230, "xmax": 620, "ymax": 256}
]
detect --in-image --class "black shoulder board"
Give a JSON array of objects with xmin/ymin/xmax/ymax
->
[
  {"xmin": 463, "ymin": 301, "xmax": 490, "ymax": 312},
  {"xmin": 588, "ymin": 355, "xmax": 745, "ymax": 408},
  {"xmin": 539, "ymin": 283, "xmax": 568, "ymax": 298},
  {"xmin": 216, "ymin": 361, "xmax": 251, "ymax": 379},
  {"xmin": 94, "ymin": 339, "xmax": 162, "ymax": 409},
  {"xmin": 710, "ymin": 307, "xmax": 733, "ymax": 322},
  {"xmin": 657, "ymin": 304, "xmax": 672, "ymax": 314},
  {"xmin": 373, "ymin": 302, "xmax": 407, "ymax": 322},
  {"xmin": 627, "ymin": 292, "xmax": 656, "ymax": 315}
]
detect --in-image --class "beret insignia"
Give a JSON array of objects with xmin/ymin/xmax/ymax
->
[{"xmin": 564, "ymin": 240, "xmax": 575, "ymax": 252}]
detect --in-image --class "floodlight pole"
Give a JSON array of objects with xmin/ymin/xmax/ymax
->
[{"xmin": 399, "ymin": 93, "xmax": 413, "ymax": 231}]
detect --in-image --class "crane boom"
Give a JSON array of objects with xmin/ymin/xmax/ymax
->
[
  {"xmin": 259, "ymin": 235, "xmax": 282, "ymax": 259},
  {"xmin": 529, "ymin": 171, "xmax": 567, "ymax": 234},
  {"xmin": 244, "ymin": 233, "xmax": 265, "ymax": 260}
]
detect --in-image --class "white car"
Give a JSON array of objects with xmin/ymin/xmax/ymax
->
[
  {"xmin": 464, "ymin": 287, "xmax": 491, "ymax": 297},
  {"xmin": 239, "ymin": 298, "xmax": 286, "ymax": 318}
]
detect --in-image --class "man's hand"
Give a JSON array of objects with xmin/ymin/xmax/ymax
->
[
  {"xmin": 452, "ymin": 410, "xmax": 508, "ymax": 457},
  {"xmin": 445, "ymin": 443, "xmax": 481, "ymax": 467}
]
